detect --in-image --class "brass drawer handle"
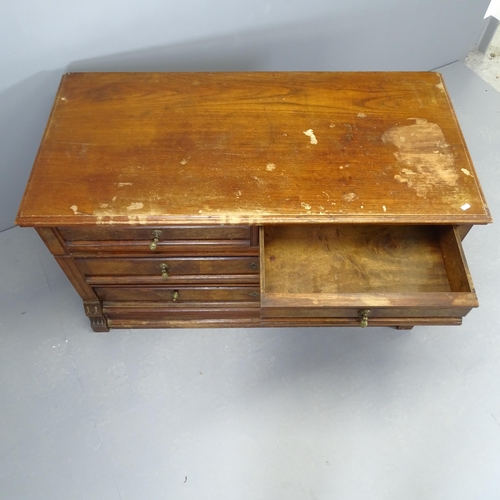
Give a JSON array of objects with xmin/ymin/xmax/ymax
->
[
  {"xmin": 149, "ymin": 230, "xmax": 162, "ymax": 250},
  {"xmin": 359, "ymin": 309, "xmax": 371, "ymax": 328},
  {"xmin": 172, "ymin": 290, "xmax": 179, "ymax": 302},
  {"xmin": 160, "ymin": 263, "xmax": 169, "ymax": 279}
]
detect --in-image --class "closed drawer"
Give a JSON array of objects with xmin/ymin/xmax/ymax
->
[
  {"xmin": 95, "ymin": 286, "xmax": 260, "ymax": 303},
  {"xmin": 75, "ymin": 257, "xmax": 259, "ymax": 284},
  {"xmin": 59, "ymin": 225, "xmax": 252, "ymax": 241},
  {"xmin": 103, "ymin": 302, "xmax": 261, "ymax": 328},
  {"xmin": 58, "ymin": 226, "xmax": 256, "ymax": 254},
  {"xmin": 260, "ymin": 224, "xmax": 478, "ymax": 325}
]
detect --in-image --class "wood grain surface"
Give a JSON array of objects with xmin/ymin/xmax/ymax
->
[
  {"xmin": 16, "ymin": 72, "xmax": 491, "ymax": 226},
  {"xmin": 263, "ymin": 225, "xmax": 456, "ymax": 294}
]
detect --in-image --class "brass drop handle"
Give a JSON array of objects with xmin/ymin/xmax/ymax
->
[
  {"xmin": 359, "ymin": 309, "xmax": 371, "ymax": 328},
  {"xmin": 149, "ymin": 230, "xmax": 162, "ymax": 250},
  {"xmin": 160, "ymin": 263, "xmax": 169, "ymax": 279},
  {"xmin": 172, "ymin": 290, "xmax": 179, "ymax": 302}
]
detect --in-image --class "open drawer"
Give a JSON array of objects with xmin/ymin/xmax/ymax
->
[{"xmin": 260, "ymin": 225, "xmax": 478, "ymax": 327}]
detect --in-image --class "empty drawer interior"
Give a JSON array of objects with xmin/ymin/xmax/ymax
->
[{"xmin": 261, "ymin": 224, "xmax": 474, "ymax": 297}]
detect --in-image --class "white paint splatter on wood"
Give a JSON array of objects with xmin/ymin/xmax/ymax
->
[
  {"xmin": 127, "ymin": 202, "xmax": 144, "ymax": 211},
  {"xmin": 343, "ymin": 193, "xmax": 357, "ymax": 203},
  {"xmin": 70, "ymin": 205, "xmax": 79, "ymax": 214},
  {"xmin": 436, "ymin": 82, "xmax": 445, "ymax": 93},
  {"xmin": 266, "ymin": 163, "xmax": 276, "ymax": 171},
  {"xmin": 461, "ymin": 168, "xmax": 472, "ymax": 176},
  {"xmin": 301, "ymin": 202, "xmax": 312, "ymax": 210},
  {"xmin": 357, "ymin": 113, "xmax": 367, "ymax": 118},
  {"xmin": 303, "ymin": 129, "xmax": 318, "ymax": 145},
  {"xmin": 461, "ymin": 203, "xmax": 471, "ymax": 211}
]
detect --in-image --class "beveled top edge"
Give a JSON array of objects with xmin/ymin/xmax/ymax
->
[{"xmin": 15, "ymin": 212, "xmax": 493, "ymax": 227}]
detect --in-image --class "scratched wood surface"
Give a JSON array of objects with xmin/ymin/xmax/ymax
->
[{"xmin": 16, "ymin": 72, "xmax": 491, "ymax": 226}]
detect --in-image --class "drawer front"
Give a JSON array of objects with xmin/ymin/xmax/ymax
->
[
  {"xmin": 60, "ymin": 225, "xmax": 257, "ymax": 255},
  {"xmin": 95, "ymin": 286, "xmax": 260, "ymax": 303},
  {"xmin": 76, "ymin": 257, "xmax": 259, "ymax": 284},
  {"xmin": 261, "ymin": 304, "xmax": 474, "ymax": 320},
  {"xmin": 103, "ymin": 302, "xmax": 261, "ymax": 328},
  {"xmin": 260, "ymin": 317, "xmax": 463, "ymax": 327},
  {"xmin": 59, "ymin": 226, "xmax": 252, "ymax": 242}
]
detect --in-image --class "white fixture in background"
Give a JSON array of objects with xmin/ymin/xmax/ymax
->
[{"xmin": 485, "ymin": 0, "xmax": 500, "ymax": 19}]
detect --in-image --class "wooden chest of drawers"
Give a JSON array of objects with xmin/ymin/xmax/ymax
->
[{"xmin": 16, "ymin": 72, "xmax": 491, "ymax": 331}]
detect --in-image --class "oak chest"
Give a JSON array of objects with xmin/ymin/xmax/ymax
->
[{"xmin": 16, "ymin": 72, "xmax": 491, "ymax": 331}]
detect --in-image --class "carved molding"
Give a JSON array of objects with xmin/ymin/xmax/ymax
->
[{"xmin": 84, "ymin": 300, "xmax": 109, "ymax": 332}]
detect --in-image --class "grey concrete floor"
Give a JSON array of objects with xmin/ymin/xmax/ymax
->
[{"xmin": 1, "ymin": 62, "xmax": 500, "ymax": 499}]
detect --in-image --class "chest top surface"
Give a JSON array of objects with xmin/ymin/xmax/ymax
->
[{"xmin": 16, "ymin": 72, "xmax": 491, "ymax": 227}]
